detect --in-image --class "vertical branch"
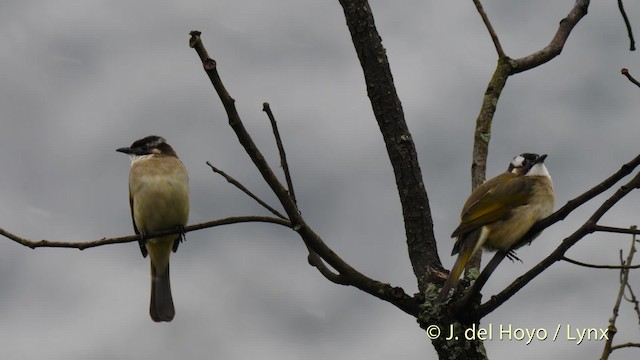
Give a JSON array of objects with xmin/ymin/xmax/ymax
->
[
  {"xmin": 617, "ymin": 0, "xmax": 636, "ymax": 51},
  {"xmin": 338, "ymin": 0, "xmax": 441, "ymax": 290},
  {"xmin": 600, "ymin": 226, "xmax": 637, "ymax": 360},
  {"xmin": 466, "ymin": 59, "xmax": 513, "ymax": 272},
  {"xmin": 473, "ymin": 0, "xmax": 505, "ymax": 58},
  {"xmin": 463, "ymin": 0, "xmax": 591, "ymax": 277},
  {"xmin": 471, "ymin": 58, "xmax": 513, "ymax": 189}
]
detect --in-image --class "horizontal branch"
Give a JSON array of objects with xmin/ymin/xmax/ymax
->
[
  {"xmin": 1, "ymin": 216, "xmax": 291, "ymax": 250},
  {"xmin": 610, "ymin": 342, "xmax": 640, "ymax": 351},
  {"xmin": 592, "ymin": 224, "xmax": 640, "ymax": 235},
  {"xmin": 562, "ymin": 256, "xmax": 640, "ymax": 269}
]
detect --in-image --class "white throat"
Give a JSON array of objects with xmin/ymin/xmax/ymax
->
[
  {"xmin": 526, "ymin": 163, "xmax": 551, "ymax": 178},
  {"xmin": 129, "ymin": 154, "xmax": 154, "ymax": 165}
]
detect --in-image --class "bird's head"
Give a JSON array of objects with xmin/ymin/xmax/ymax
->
[
  {"xmin": 508, "ymin": 153, "xmax": 550, "ymax": 178},
  {"xmin": 116, "ymin": 135, "xmax": 178, "ymax": 159}
]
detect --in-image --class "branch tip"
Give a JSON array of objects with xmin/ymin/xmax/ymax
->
[{"xmin": 188, "ymin": 30, "xmax": 202, "ymax": 48}]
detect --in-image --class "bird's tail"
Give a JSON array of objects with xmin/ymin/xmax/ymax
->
[
  {"xmin": 438, "ymin": 245, "xmax": 474, "ymax": 302},
  {"xmin": 150, "ymin": 262, "xmax": 175, "ymax": 322}
]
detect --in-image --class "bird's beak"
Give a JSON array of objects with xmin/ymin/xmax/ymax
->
[
  {"xmin": 536, "ymin": 154, "xmax": 548, "ymax": 164},
  {"xmin": 116, "ymin": 147, "xmax": 133, "ymax": 154}
]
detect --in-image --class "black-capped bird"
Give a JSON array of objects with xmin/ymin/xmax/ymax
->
[
  {"xmin": 438, "ymin": 153, "xmax": 554, "ymax": 301},
  {"xmin": 117, "ymin": 135, "xmax": 190, "ymax": 322}
]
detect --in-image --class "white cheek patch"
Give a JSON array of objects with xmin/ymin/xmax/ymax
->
[{"xmin": 511, "ymin": 155, "xmax": 525, "ymax": 168}]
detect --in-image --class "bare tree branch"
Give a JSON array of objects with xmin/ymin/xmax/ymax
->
[
  {"xmin": 473, "ymin": 0, "xmax": 505, "ymax": 58},
  {"xmin": 470, "ymin": 0, "xmax": 591, "ymax": 186},
  {"xmin": 624, "ymin": 281, "xmax": 640, "ymax": 326},
  {"xmin": 600, "ymin": 228, "xmax": 637, "ymax": 360},
  {"xmin": 610, "ymin": 342, "xmax": 640, "ymax": 351},
  {"xmin": 464, "ymin": 2, "xmax": 591, "ymax": 277},
  {"xmin": 617, "ymin": 0, "xmax": 636, "ymax": 51},
  {"xmin": 471, "ymin": 59, "xmax": 512, "ymax": 190},
  {"xmin": 338, "ymin": 0, "xmax": 441, "ymax": 291},
  {"xmin": 189, "ymin": 30, "xmax": 421, "ymax": 317},
  {"xmin": 593, "ymin": 224, "xmax": 640, "ymax": 235},
  {"xmin": 562, "ymin": 256, "xmax": 640, "ymax": 270},
  {"xmin": 263, "ymin": 102, "xmax": 297, "ymax": 204},
  {"xmin": 206, "ymin": 161, "xmax": 288, "ymax": 219},
  {"xmin": 620, "ymin": 245, "xmax": 640, "ymax": 325},
  {"xmin": 0, "ymin": 216, "xmax": 291, "ymax": 250},
  {"xmin": 621, "ymin": 68, "xmax": 640, "ymax": 88},
  {"xmin": 513, "ymin": 0, "xmax": 590, "ymax": 73}
]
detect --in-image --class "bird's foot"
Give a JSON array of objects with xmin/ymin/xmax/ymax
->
[
  {"xmin": 506, "ymin": 250, "xmax": 522, "ymax": 263},
  {"xmin": 172, "ymin": 225, "xmax": 186, "ymax": 252}
]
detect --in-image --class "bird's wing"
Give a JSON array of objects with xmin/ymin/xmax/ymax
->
[
  {"xmin": 129, "ymin": 190, "xmax": 148, "ymax": 258},
  {"xmin": 451, "ymin": 174, "xmax": 533, "ymax": 238}
]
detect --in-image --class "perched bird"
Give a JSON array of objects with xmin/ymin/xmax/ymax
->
[
  {"xmin": 117, "ymin": 135, "xmax": 190, "ymax": 322},
  {"xmin": 438, "ymin": 153, "xmax": 554, "ymax": 301}
]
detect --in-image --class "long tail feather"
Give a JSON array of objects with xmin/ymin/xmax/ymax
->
[{"xmin": 150, "ymin": 262, "xmax": 175, "ymax": 322}]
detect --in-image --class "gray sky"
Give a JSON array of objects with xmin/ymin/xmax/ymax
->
[{"xmin": 1, "ymin": 1, "xmax": 639, "ymax": 359}]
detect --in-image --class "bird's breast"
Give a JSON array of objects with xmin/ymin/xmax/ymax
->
[
  {"xmin": 129, "ymin": 157, "xmax": 190, "ymax": 233},
  {"xmin": 484, "ymin": 177, "xmax": 554, "ymax": 251}
]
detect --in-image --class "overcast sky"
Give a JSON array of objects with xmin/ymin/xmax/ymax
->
[{"xmin": 1, "ymin": 1, "xmax": 639, "ymax": 359}]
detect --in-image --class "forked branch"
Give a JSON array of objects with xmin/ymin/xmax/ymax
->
[{"xmin": 189, "ymin": 30, "xmax": 420, "ymax": 317}]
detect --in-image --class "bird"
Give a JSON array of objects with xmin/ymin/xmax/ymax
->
[
  {"xmin": 117, "ymin": 135, "xmax": 190, "ymax": 322},
  {"xmin": 438, "ymin": 153, "xmax": 554, "ymax": 301}
]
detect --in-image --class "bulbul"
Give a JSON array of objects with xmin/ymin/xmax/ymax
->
[
  {"xmin": 117, "ymin": 135, "xmax": 190, "ymax": 322},
  {"xmin": 438, "ymin": 153, "xmax": 554, "ymax": 301}
]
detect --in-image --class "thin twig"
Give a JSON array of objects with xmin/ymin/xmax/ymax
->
[
  {"xmin": 610, "ymin": 342, "xmax": 640, "ymax": 351},
  {"xmin": 621, "ymin": 68, "xmax": 640, "ymax": 88},
  {"xmin": 0, "ymin": 216, "xmax": 291, "ymax": 250},
  {"xmin": 617, "ymin": 0, "xmax": 636, "ymax": 51},
  {"xmin": 206, "ymin": 161, "xmax": 287, "ymax": 219},
  {"xmin": 623, "ymin": 282, "xmax": 640, "ymax": 326},
  {"xmin": 593, "ymin": 224, "xmax": 640, "ymax": 235},
  {"xmin": 600, "ymin": 226, "xmax": 637, "ymax": 360},
  {"xmin": 263, "ymin": 102, "xmax": 297, "ymax": 204},
  {"xmin": 472, "ymin": 0, "xmax": 505, "ymax": 58},
  {"xmin": 561, "ymin": 256, "xmax": 640, "ymax": 269}
]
